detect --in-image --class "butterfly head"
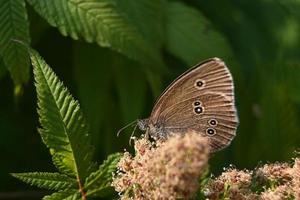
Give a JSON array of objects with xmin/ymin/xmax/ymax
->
[
  {"xmin": 137, "ymin": 119, "xmax": 149, "ymax": 131},
  {"xmin": 137, "ymin": 119, "xmax": 167, "ymax": 140}
]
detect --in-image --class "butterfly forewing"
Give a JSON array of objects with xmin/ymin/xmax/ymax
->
[{"xmin": 148, "ymin": 58, "xmax": 238, "ymax": 151}]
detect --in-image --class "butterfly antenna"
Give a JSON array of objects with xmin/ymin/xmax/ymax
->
[{"xmin": 117, "ymin": 120, "xmax": 137, "ymax": 137}]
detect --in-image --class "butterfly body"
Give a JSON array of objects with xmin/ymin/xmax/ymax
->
[
  {"xmin": 137, "ymin": 118, "xmax": 171, "ymax": 139},
  {"xmin": 137, "ymin": 58, "xmax": 238, "ymax": 152}
]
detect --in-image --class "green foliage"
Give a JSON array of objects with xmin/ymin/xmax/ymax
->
[
  {"xmin": 165, "ymin": 1, "xmax": 233, "ymax": 66},
  {"xmin": 85, "ymin": 153, "xmax": 122, "ymax": 197},
  {"xmin": 10, "ymin": 172, "xmax": 77, "ymax": 190},
  {"xmin": 1, "ymin": 0, "xmax": 300, "ymax": 197},
  {"xmin": 26, "ymin": 0, "xmax": 164, "ymax": 70},
  {"xmin": 0, "ymin": 0, "xmax": 166, "ymax": 88},
  {"xmin": 12, "ymin": 49, "xmax": 122, "ymax": 199},
  {"xmin": 0, "ymin": 0, "xmax": 30, "ymax": 86},
  {"xmin": 42, "ymin": 190, "xmax": 80, "ymax": 200},
  {"xmin": 116, "ymin": 0, "xmax": 164, "ymax": 48},
  {"xmin": 32, "ymin": 49, "xmax": 95, "ymax": 179}
]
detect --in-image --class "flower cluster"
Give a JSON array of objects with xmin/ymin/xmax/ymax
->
[
  {"xmin": 111, "ymin": 132, "xmax": 300, "ymax": 200},
  {"xmin": 204, "ymin": 159, "xmax": 300, "ymax": 200},
  {"xmin": 255, "ymin": 162, "xmax": 292, "ymax": 184},
  {"xmin": 112, "ymin": 132, "xmax": 210, "ymax": 200},
  {"xmin": 204, "ymin": 169, "xmax": 254, "ymax": 199},
  {"xmin": 292, "ymin": 158, "xmax": 300, "ymax": 200}
]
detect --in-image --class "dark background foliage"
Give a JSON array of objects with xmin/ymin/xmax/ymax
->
[{"xmin": 0, "ymin": 0, "xmax": 300, "ymax": 199}]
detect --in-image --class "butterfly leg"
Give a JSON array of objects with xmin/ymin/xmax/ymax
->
[
  {"xmin": 145, "ymin": 128, "xmax": 150, "ymax": 140},
  {"xmin": 129, "ymin": 123, "xmax": 138, "ymax": 146}
]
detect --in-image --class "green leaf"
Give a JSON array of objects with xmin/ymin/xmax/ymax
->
[
  {"xmin": 31, "ymin": 49, "xmax": 95, "ymax": 181},
  {"xmin": 42, "ymin": 190, "xmax": 80, "ymax": 200},
  {"xmin": 85, "ymin": 153, "xmax": 122, "ymax": 197},
  {"xmin": 51, "ymin": 153, "xmax": 77, "ymax": 178},
  {"xmin": 165, "ymin": 1, "xmax": 233, "ymax": 65},
  {"xmin": 11, "ymin": 172, "xmax": 77, "ymax": 190},
  {"xmin": 0, "ymin": 0, "xmax": 30, "ymax": 85},
  {"xmin": 116, "ymin": 0, "xmax": 164, "ymax": 48},
  {"xmin": 27, "ymin": 0, "xmax": 164, "ymax": 70}
]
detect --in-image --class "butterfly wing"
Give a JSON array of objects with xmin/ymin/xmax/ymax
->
[{"xmin": 148, "ymin": 58, "xmax": 238, "ymax": 151}]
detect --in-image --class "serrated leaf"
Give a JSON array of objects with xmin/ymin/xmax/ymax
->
[
  {"xmin": 165, "ymin": 1, "xmax": 233, "ymax": 65},
  {"xmin": 42, "ymin": 190, "xmax": 80, "ymax": 200},
  {"xmin": 85, "ymin": 153, "xmax": 122, "ymax": 197},
  {"xmin": 11, "ymin": 172, "xmax": 77, "ymax": 190},
  {"xmin": 51, "ymin": 153, "xmax": 76, "ymax": 178},
  {"xmin": 31, "ymin": 49, "xmax": 95, "ymax": 181},
  {"xmin": 0, "ymin": 0, "xmax": 30, "ymax": 85},
  {"xmin": 26, "ymin": 0, "xmax": 164, "ymax": 70}
]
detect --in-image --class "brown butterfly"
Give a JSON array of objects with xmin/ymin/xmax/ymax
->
[{"xmin": 121, "ymin": 58, "xmax": 238, "ymax": 152}]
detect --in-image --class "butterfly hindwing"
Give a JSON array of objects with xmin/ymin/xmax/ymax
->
[{"xmin": 162, "ymin": 93, "xmax": 238, "ymax": 151}]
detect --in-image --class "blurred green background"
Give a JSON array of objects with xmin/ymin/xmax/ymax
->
[{"xmin": 1, "ymin": 0, "xmax": 300, "ymax": 199}]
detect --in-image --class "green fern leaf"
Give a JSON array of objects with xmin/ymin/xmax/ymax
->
[
  {"xmin": 165, "ymin": 1, "xmax": 233, "ymax": 65},
  {"xmin": 51, "ymin": 153, "xmax": 76, "ymax": 177},
  {"xmin": 85, "ymin": 153, "xmax": 122, "ymax": 197},
  {"xmin": 26, "ymin": 0, "xmax": 163, "ymax": 69},
  {"xmin": 42, "ymin": 190, "xmax": 80, "ymax": 200},
  {"xmin": 31, "ymin": 49, "xmax": 95, "ymax": 183},
  {"xmin": 11, "ymin": 172, "xmax": 77, "ymax": 190},
  {"xmin": 0, "ymin": 0, "xmax": 30, "ymax": 85}
]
